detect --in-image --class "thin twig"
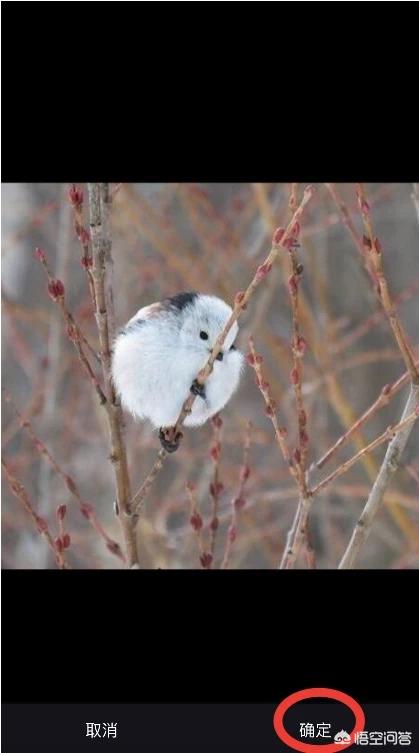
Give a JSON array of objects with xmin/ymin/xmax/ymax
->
[
  {"xmin": 286, "ymin": 219, "xmax": 310, "ymax": 476},
  {"xmin": 311, "ymin": 405, "xmax": 419, "ymax": 497},
  {"xmin": 100, "ymin": 183, "xmax": 116, "ymax": 343},
  {"xmin": 332, "ymin": 280, "xmax": 419, "ymax": 355},
  {"xmin": 339, "ymin": 384, "xmax": 419, "ymax": 568},
  {"xmin": 247, "ymin": 337, "xmax": 298, "ymax": 484},
  {"xmin": 313, "ymin": 365, "xmax": 415, "ymax": 471},
  {"xmin": 1, "ymin": 455, "xmax": 68, "ymax": 569},
  {"xmin": 88, "ymin": 183, "xmax": 138, "ymax": 568},
  {"xmin": 35, "ymin": 248, "xmax": 106, "ymax": 405},
  {"xmin": 278, "ymin": 192, "xmax": 312, "ymax": 569},
  {"xmin": 356, "ymin": 183, "xmax": 419, "ymax": 384},
  {"xmin": 5, "ymin": 392, "xmax": 124, "ymax": 562},
  {"xmin": 221, "ymin": 421, "xmax": 252, "ymax": 569},
  {"xmin": 279, "ymin": 492, "xmax": 312, "ymax": 569},
  {"xmin": 282, "ymin": 405, "xmax": 419, "ymax": 567},
  {"xmin": 69, "ymin": 183, "xmax": 97, "ymax": 312},
  {"xmin": 325, "ymin": 182, "xmax": 376, "ymax": 287},
  {"xmin": 208, "ymin": 414, "xmax": 223, "ymax": 561},
  {"xmin": 130, "ymin": 449, "xmax": 167, "ymax": 519},
  {"xmin": 246, "ymin": 336, "xmax": 311, "ymax": 570},
  {"xmin": 38, "ymin": 186, "xmax": 72, "ymax": 553},
  {"xmin": 321, "ymin": 185, "xmax": 419, "ymax": 541}
]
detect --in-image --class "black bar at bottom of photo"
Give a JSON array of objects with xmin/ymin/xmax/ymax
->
[{"xmin": 3, "ymin": 702, "xmax": 419, "ymax": 752}]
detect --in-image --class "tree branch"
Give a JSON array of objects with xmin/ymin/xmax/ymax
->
[
  {"xmin": 311, "ymin": 405, "xmax": 418, "ymax": 497},
  {"xmin": 5, "ymin": 392, "xmax": 124, "ymax": 562},
  {"xmin": 312, "ymin": 365, "xmax": 415, "ymax": 471},
  {"xmin": 2, "ymin": 455, "xmax": 69, "ymax": 569},
  {"xmin": 88, "ymin": 183, "xmax": 138, "ymax": 568},
  {"xmin": 339, "ymin": 384, "xmax": 419, "ymax": 568},
  {"xmin": 221, "ymin": 421, "xmax": 252, "ymax": 569},
  {"xmin": 356, "ymin": 183, "xmax": 419, "ymax": 384}
]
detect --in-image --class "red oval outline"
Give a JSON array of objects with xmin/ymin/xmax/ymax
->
[{"xmin": 273, "ymin": 687, "xmax": 365, "ymax": 752}]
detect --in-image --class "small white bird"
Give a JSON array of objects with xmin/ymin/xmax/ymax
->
[{"xmin": 112, "ymin": 292, "xmax": 243, "ymax": 452}]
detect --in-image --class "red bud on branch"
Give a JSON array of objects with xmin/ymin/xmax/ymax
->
[
  {"xmin": 69, "ymin": 184, "xmax": 84, "ymax": 208},
  {"xmin": 48, "ymin": 279, "xmax": 65, "ymax": 301},
  {"xmin": 57, "ymin": 504, "xmax": 67, "ymax": 521}
]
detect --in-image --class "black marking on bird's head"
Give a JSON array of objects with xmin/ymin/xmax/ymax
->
[{"xmin": 163, "ymin": 291, "xmax": 198, "ymax": 312}]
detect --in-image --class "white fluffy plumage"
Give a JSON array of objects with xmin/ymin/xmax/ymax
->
[{"xmin": 112, "ymin": 292, "xmax": 243, "ymax": 429}]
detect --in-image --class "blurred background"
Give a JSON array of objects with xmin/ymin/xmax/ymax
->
[{"xmin": 2, "ymin": 183, "xmax": 418, "ymax": 568}]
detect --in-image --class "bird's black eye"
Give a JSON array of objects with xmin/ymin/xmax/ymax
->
[
  {"xmin": 200, "ymin": 331, "xmax": 209, "ymax": 340},
  {"xmin": 230, "ymin": 344, "xmax": 236, "ymax": 351}
]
